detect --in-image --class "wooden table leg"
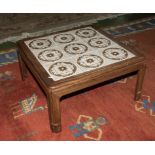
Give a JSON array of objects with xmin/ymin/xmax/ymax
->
[
  {"xmin": 47, "ymin": 92, "xmax": 61, "ymax": 133},
  {"xmin": 17, "ymin": 50, "xmax": 28, "ymax": 81},
  {"xmin": 135, "ymin": 64, "xmax": 146, "ymax": 101}
]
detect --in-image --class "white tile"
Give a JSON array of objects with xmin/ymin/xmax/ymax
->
[{"xmin": 24, "ymin": 26, "xmax": 136, "ymax": 81}]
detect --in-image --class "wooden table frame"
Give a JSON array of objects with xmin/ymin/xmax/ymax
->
[{"xmin": 17, "ymin": 25, "xmax": 146, "ymax": 133}]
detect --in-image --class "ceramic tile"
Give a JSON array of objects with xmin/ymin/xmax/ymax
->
[
  {"xmin": 43, "ymin": 56, "xmax": 83, "ymax": 81},
  {"xmin": 24, "ymin": 26, "xmax": 135, "ymax": 81}
]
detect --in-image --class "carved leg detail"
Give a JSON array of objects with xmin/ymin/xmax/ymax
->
[
  {"xmin": 135, "ymin": 65, "xmax": 146, "ymax": 101},
  {"xmin": 17, "ymin": 50, "xmax": 28, "ymax": 81},
  {"xmin": 47, "ymin": 93, "xmax": 61, "ymax": 133}
]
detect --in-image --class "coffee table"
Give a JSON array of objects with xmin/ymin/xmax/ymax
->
[{"xmin": 17, "ymin": 25, "xmax": 146, "ymax": 133}]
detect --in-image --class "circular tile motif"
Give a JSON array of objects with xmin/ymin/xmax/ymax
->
[
  {"xmin": 38, "ymin": 49, "xmax": 63, "ymax": 62},
  {"xmin": 49, "ymin": 62, "xmax": 77, "ymax": 77},
  {"xmin": 53, "ymin": 34, "xmax": 75, "ymax": 43},
  {"xmin": 77, "ymin": 54, "xmax": 103, "ymax": 68},
  {"xmin": 75, "ymin": 28, "xmax": 97, "ymax": 38},
  {"xmin": 64, "ymin": 43, "xmax": 88, "ymax": 55},
  {"xmin": 88, "ymin": 38, "xmax": 111, "ymax": 48},
  {"xmin": 29, "ymin": 39, "xmax": 52, "ymax": 49},
  {"xmin": 103, "ymin": 48, "xmax": 128, "ymax": 60}
]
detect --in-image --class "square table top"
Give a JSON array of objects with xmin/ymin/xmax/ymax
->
[{"xmin": 24, "ymin": 26, "xmax": 137, "ymax": 81}]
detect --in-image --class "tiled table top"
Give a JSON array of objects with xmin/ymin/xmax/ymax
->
[{"xmin": 24, "ymin": 26, "xmax": 135, "ymax": 81}]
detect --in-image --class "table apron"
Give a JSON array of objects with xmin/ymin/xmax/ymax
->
[{"xmin": 52, "ymin": 62, "xmax": 145, "ymax": 97}]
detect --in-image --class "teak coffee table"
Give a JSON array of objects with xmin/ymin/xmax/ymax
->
[{"xmin": 17, "ymin": 25, "xmax": 146, "ymax": 133}]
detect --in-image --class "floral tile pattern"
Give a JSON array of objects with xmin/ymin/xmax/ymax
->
[{"xmin": 24, "ymin": 27, "xmax": 135, "ymax": 81}]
